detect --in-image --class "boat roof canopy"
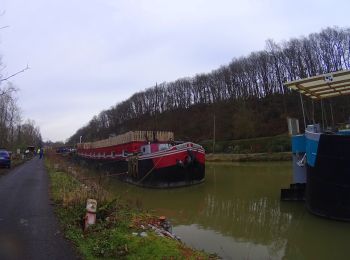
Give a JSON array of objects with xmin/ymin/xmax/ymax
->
[{"xmin": 284, "ymin": 70, "xmax": 350, "ymax": 100}]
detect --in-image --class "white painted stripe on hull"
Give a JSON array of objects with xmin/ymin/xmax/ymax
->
[
  {"xmin": 78, "ymin": 142, "xmax": 205, "ymax": 161},
  {"xmin": 138, "ymin": 148, "xmax": 205, "ymax": 160}
]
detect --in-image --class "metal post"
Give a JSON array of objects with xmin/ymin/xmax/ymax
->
[
  {"xmin": 324, "ymin": 100, "xmax": 328, "ymax": 127},
  {"xmin": 299, "ymin": 93, "xmax": 307, "ymax": 130},
  {"xmin": 321, "ymin": 99, "xmax": 325, "ymax": 130},
  {"xmin": 330, "ymin": 100, "xmax": 335, "ymax": 127},
  {"xmin": 311, "ymin": 100, "xmax": 315, "ymax": 124}
]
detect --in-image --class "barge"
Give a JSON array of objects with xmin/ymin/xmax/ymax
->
[
  {"xmin": 77, "ymin": 131, "xmax": 205, "ymax": 188},
  {"xmin": 281, "ymin": 70, "xmax": 350, "ymax": 221}
]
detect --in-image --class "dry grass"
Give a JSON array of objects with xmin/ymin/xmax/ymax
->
[
  {"xmin": 45, "ymin": 151, "xmax": 217, "ymax": 259},
  {"xmin": 46, "ymin": 151, "xmax": 111, "ymax": 207}
]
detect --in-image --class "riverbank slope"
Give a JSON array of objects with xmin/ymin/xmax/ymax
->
[{"xmin": 46, "ymin": 153, "xmax": 216, "ymax": 259}]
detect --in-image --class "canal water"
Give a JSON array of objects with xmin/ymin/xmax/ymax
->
[{"xmin": 102, "ymin": 162, "xmax": 350, "ymax": 259}]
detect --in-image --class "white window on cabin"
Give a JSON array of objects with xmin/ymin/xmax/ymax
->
[{"xmin": 159, "ymin": 143, "xmax": 170, "ymax": 151}]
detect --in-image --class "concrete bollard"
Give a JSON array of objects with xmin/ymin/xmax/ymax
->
[{"xmin": 84, "ymin": 199, "xmax": 97, "ymax": 231}]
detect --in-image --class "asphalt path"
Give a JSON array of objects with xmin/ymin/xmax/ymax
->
[{"xmin": 0, "ymin": 157, "xmax": 78, "ymax": 260}]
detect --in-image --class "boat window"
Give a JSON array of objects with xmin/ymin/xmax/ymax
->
[
  {"xmin": 306, "ymin": 124, "xmax": 320, "ymax": 133},
  {"xmin": 159, "ymin": 143, "xmax": 169, "ymax": 151},
  {"xmin": 141, "ymin": 145, "xmax": 151, "ymax": 154}
]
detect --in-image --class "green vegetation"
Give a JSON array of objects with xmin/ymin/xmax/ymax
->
[
  {"xmin": 46, "ymin": 159, "xmax": 212, "ymax": 259},
  {"xmin": 201, "ymin": 134, "xmax": 291, "ymax": 154},
  {"xmin": 11, "ymin": 157, "xmax": 29, "ymax": 167},
  {"xmin": 206, "ymin": 152, "xmax": 291, "ymax": 162}
]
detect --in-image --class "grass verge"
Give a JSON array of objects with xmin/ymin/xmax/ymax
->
[
  {"xmin": 206, "ymin": 152, "xmax": 292, "ymax": 162},
  {"xmin": 200, "ymin": 134, "xmax": 291, "ymax": 154},
  {"xmin": 46, "ymin": 157, "xmax": 214, "ymax": 259}
]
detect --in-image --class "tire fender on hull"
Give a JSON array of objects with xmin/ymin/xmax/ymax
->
[{"xmin": 177, "ymin": 149, "xmax": 197, "ymax": 168}]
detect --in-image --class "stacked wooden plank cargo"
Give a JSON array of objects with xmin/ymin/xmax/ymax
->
[
  {"xmin": 281, "ymin": 70, "xmax": 350, "ymax": 221},
  {"xmin": 77, "ymin": 131, "xmax": 174, "ymax": 150}
]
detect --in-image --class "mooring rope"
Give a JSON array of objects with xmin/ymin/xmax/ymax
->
[
  {"xmin": 74, "ymin": 153, "xmax": 165, "ymax": 186},
  {"xmin": 106, "ymin": 171, "xmax": 128, "ymax": 177},
  {"xmin": 135, "ymin": 156, "xmax": 164, "ymax": 185}
]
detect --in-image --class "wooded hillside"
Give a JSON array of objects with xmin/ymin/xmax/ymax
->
[{"xmin": 68, "ymin": 27, "xmax": 350, "ymax": 144}]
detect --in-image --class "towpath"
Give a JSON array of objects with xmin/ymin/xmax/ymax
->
[{"xmin": 0, "ymin": 157, "xmax": 77, "ymax": 260}]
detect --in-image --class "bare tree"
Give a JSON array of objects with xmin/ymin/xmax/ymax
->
[{"xmin": 68, "ymin": 26, "xmax": 350, "ymax": 144}]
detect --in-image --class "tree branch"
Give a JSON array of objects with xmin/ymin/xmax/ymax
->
[{"xmin": 0, "ymin": 65, "xmax": 29, "ymax": 82}]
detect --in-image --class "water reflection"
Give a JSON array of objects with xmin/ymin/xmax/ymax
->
[{"xmin": 102, "ymin": 162, "xmax": 350, "ymax": 259}]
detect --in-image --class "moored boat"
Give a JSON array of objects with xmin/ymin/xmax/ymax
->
[
  {"xmin": 76, "ymin": 131, "xmax": 205, "ymax": 188},
  {"xmin": 281, "ymin": 70, "xmax": 350, "ymax": 221}
]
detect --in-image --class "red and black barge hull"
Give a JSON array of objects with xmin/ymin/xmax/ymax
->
[{"xmin": 77, "ymin": 142, "xmax": 205, "ymax": 188}]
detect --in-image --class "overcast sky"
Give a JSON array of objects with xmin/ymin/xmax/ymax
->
[{"xmin": 1, "ymin": 0, "xmax": 349, "ymax": 142}]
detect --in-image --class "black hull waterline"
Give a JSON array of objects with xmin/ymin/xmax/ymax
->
[
  {"xmin": 306, "ymin": 134, "xmax": 350, "ymax": 221},
  {"xmin": 73, "ymin": 156, "xmax": 205, "ymax": 188}
]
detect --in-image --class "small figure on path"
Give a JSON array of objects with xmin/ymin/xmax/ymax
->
[{"xmin": 39, "ymin": 148, "xmax": 44, "ymax": 159}]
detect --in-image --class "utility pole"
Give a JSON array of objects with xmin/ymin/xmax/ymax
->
[
  {"xmin": 154, "ymin": 82, "xmax": 158, "ymax": 132},
  {"xmin": 212, "ymin": 114, "xmax": 216, "ymax": 154}
]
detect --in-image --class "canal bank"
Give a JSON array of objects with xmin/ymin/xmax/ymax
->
[
  {"xmin": 99, "ymin": 161, "xmax": 350, "ymax": 260},
  {"xmin": 206, "ymin": 152, "xmax": 292, "ymax": 162},
  {"xmin": 45, "ymin": 153, "xmax": 215, "ymax": 259}
]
